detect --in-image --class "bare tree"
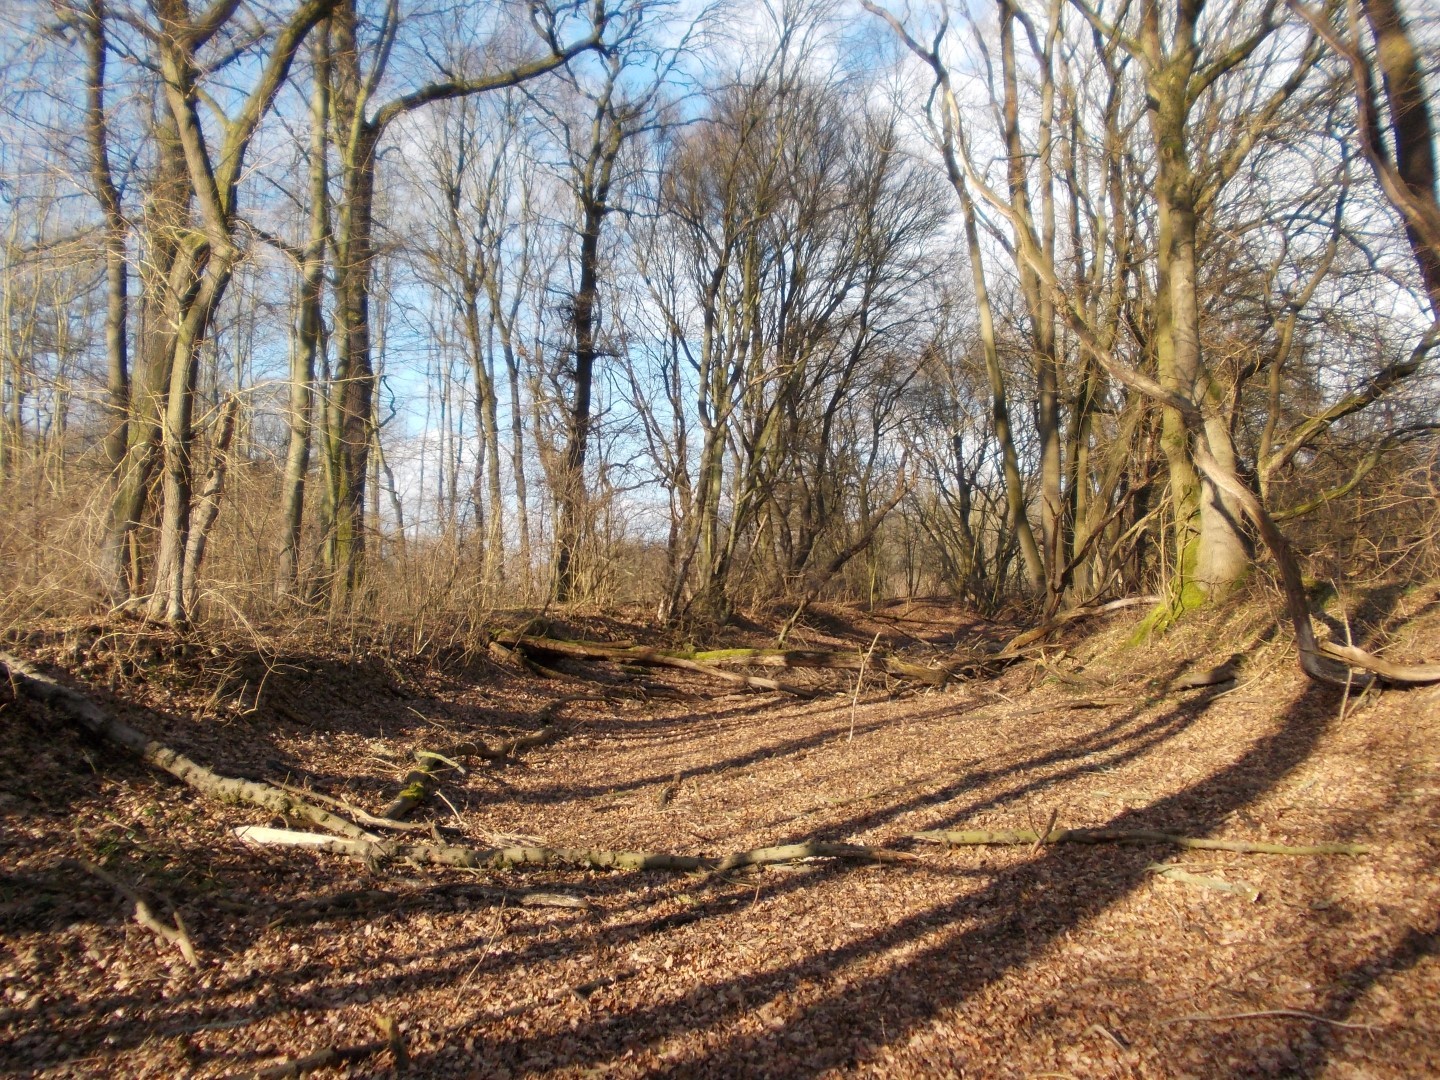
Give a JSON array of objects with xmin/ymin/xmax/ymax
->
[{"xmin": 318, "ymin": 0, "xmax": 608, "ymax": 609}]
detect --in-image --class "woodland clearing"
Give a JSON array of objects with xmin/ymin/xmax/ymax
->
[{"xmin": 2, "ymin": 588, "xmax": 1439, "ymax": 1078}]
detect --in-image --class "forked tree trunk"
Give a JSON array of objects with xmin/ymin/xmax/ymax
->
[{"xmin": 1142, "ymin": 5, "xmax": 1252, "ymax": 608}]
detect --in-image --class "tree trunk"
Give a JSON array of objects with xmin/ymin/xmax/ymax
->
[
  {"xmin": 180, "ymin": 392, "xmax": 239, "ymax": 612},
  {"xmin": 553, "ymin": 200, "xmax": 604, "ymax": 601},
  {"xmin": 1143, "ymin": 4, "xmax": 1251, "ymax": 610},
  {"xmin": 324, "ymin": 115, "xmax": 379, "ymax": 609},
  {"xmin": 278, "ymin": 32, "xmax": 329, "ymax": 600}
]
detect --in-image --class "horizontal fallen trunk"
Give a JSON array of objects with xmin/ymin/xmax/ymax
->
[
  {"xmin": 0, "ymin": 652, "xmax": 377, "ymax": 841},
  {"xmin": 686, "ymin": 647, "xmax": 957, "ymax": 686},
  {"xmin": 268, "ymin": 882, "xmax": 593, "ymax": 925},
  {"xmin": 912, "ymin": 827, "xmax": 1368, "ymax": 855},
  {"xmin": 493, "ymin": 633, "xmax": 818, "ymax": 697},
  {"xmin": 492, "ymin": 634, "xmax": 990, "ymax": 690},
  {"xmin": 235, "ymin": 826, "xmax": 916, "ymax": 873}
]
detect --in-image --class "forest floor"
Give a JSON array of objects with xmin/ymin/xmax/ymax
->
[{"xmin": 2, "ymin": 583, "xmax": 1439, "ymax": 1079}]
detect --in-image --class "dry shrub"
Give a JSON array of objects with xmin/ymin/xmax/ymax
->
[
  {"xmin": 1286, "ymin": 436, "xmax": 1440, "ymax": 587},
  {"xmin": 0, "ymin": 451, "xmax": 110, "ymax": 631},
  {"xmin": 4, "ymin": 421, "xmax": 1435, "ymax": 646}
]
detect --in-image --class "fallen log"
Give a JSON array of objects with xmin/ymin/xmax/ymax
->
[
  {"xmin": 688, "ymin": 647, "xmax": 957, "ymax": 686},
  {"xmin": 235, "ymin": 826, "xmax": 916, "ymax": 873},
  {"xmin": 1318, "ymin": 640, "xmax": 1440, "ymax": 684},
  {"xmin": 0, "ymin": 652, "xmax": 377, "ymax": 841},
  {"xmin": 493, "ymin": 633, "xmax": 818, "ymax": 697},
  {"xmin": 492, "ymin": 632, "xmax": 962, "ymax": 691},
  {"xmin": 912, "ymin": 827, "xmax": 1368, "ymax": 855}
]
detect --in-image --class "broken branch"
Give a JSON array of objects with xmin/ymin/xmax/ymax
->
[
  {"xmin": 1, "ymin": 652, "xmax": 378, "ymax": 841},
  {"xmin": 71, "ymin": 857, "xmax": 199, "ymax": 968},
  {"xmin": 235, "ymin": 826, "xmax": 915, "ymax": 874},
  {"xmin": 912, "ymin": 828, "xmax": 1368, "ymax": 855}
]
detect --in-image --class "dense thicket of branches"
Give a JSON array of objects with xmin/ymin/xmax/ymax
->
[{"xmin": 0, "ymin": 0, "xmax": 1435, "ymax": 631}]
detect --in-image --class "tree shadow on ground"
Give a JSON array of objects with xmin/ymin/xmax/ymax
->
[
  {"xmin": 6, "ymin": 589, "xmax": 1430, "ymax": 1076},
  {"xmin": 431, "ymin": 677, "xmax": 1342, "ymax": 1077}
]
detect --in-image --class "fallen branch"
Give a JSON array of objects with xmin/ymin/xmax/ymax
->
[
  {"xmin": 691, "ymin": 646, "xmax": 956, "ymax": 686},
  {"xmin": 1163, "ymin": 1009, "xmax": 1381, "ymax": 1032},
  {"xmin": 263, "ymin": 882, "xmax": 592, "ymax": 926},
  {"xmin": 227, "ymin": 1037, "xmax": 391, "ymax": 1080},
  {"xmin": 236, "ymin": 826, "xmax": 915, "ymax": 873},
  {"xmin": 1318, "ymin": 640, "xmax": 1440, "ymax": 684},
  {"xmin": 1, "ymin": 652, "xmax": 378, "ymax": 841},
  {"xmin": 381, "ymin": 726, "xmax": 563, "ymax": 821},
  {"xmin": 1149, "ymin": 862, "xmax": 1259, "ymax": 902},
  {"xmin": 912, "ymin": 828, "xmax": 1368, "ymax": 855},
  {"xmin": 492, "ymin": 633, "xmax": 865, "ymax": 696},
  {"xmin": 71, "ymin": 858, "xmax": 199, "ymax": 968},
  {"xmin": 273, "ymin": 782, "xmax": 437, "ymax": 835},
  {"xmin": 379, "ymin": 694, "xmax": 608, "ymax": 821},
  {"xmin": 996, "ymin": 596, "xmax": 1160, "ymax": 657}
]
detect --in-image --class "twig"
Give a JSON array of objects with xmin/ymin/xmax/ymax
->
[
  {"xmin": 1087, "ymin": 1022, "xmax": 1128, "ymax": 1051},
  {"xmin": 71, "ymin": 858, "xmax": 198, "ymax": 968},
  {"xmin": 1030, "ymin": 808, "xmax": 1059, "ymax": 855},
  {"xmin": 850, "ymin": 633, "xmax": 881, "ymax": 742}
]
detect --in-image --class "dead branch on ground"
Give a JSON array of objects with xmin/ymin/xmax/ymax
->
[
  {"xmin": 1, "ymin": 652, "xmax": 378, "ymax": 841},
  {"xmin": 235, "ymin": 826, "xmax": 916, "ymax": 874},
  {"xmin": 996, "ymin": 596, "xmax": 1160, "ymax": 656},
  {"xmin": 69, "ymin": 858, "xmax": 199, "ymax": 968},
  {"xmin": 913, "ymin": 827, "xmax": 1368, "ymax": 855},
  {"xmin": 491, "ymin": 631, "xmax": 961, "ymax": 690},
  {"xmin": 381, "ymin": 694, "xmax": 607, "ymax": 821}
]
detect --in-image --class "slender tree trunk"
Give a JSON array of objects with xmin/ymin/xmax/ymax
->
[
  {"xmin": 554, "ymin": 201, "xmax": 604, "ymax": 601},
  {"xmin": 278, "ymin": 33, "xmax": 329, "ymax": 599},
  {"xmin": 999, "ymin": 0, "xmax": 1064, "ymax": 606},
  {"xmin": 181, "ymin": 392, "xmax": 239, "ymax": 612},
  {"xmin": 325, "ymin": 120, "xmax": 379, "ymax": 609},
  {"xmin": 101, "ymin": 108, "xmax": 189, "ymax": 604},
  {"xmin": 959, "ymin": 177, "xmax": 1045, "ymax": 591},
  {"xmin": 81, "ymin": 0, "xmax": 130, "ymax": 480},
  {"xmin": 503, "ymin": 331, "xmax": 531, "ymax": 590}
]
